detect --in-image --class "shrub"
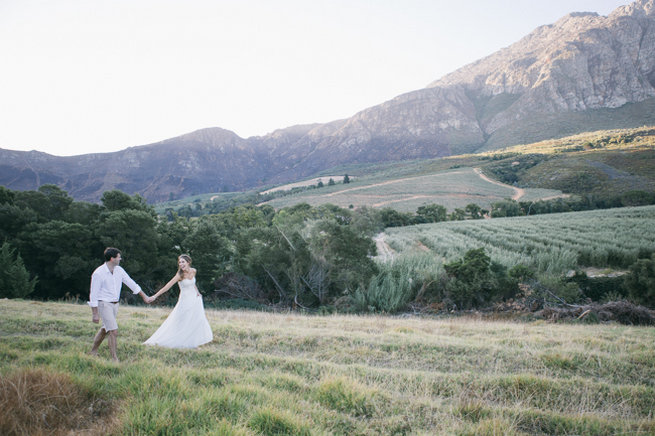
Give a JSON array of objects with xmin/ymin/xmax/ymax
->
[
  {"xmin": 443, "ymin": 248, "xmax": 501, "ymax": 309},
  {"xmin": 624, "ymin": 254, "xmax": 655, "ymax": 308}
]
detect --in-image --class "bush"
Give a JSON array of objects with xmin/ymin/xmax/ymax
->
[
  {"xmin": 624, "ymin": 254, "xmax": 655, "ymax": 308},
  {"xmin": 0, "ymin": 242, "xmax": 37, "ymax": 299},
  {"xmin": 443, "ymin": 248, "xmax": 503, "ymax": 309}
]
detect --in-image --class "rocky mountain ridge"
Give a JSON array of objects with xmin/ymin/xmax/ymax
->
[{"xmin": 1, "ymin": 0, "xmax": 654, "ymax": 202}]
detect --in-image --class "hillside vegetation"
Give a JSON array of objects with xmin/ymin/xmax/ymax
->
[
  {"xmin": 384, "ymin": 205, "xmax": 655, "ymax": 274},
  {"xmin": 1, "ymin": 299, "xmax": 654, "ymax": 435},
  {"xmin": 159, "ymin": 126, "xmax": 655, "ymax": 216}
]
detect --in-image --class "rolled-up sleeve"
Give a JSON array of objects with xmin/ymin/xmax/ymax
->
[
  {"xmin": 121, "ymin": 270, "xmax": 142, "ymax": 294},
  {"xmin": 89, "ymin": 272, "xmax": 101, "ymax": 307}
]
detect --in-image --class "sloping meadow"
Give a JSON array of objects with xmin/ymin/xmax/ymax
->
[{"xmin": 1, "ymin": 299, "xmax": 653, "ymax": 435}]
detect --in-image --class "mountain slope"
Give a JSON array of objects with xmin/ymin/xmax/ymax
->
[{"xmin": 1, "ymin": 0, "xmax": 654, "ymax": 202}]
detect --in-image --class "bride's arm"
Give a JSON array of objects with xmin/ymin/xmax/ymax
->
[{"xmin": 150, "ymin": 274, "xmax": 181, "ymax": 301}]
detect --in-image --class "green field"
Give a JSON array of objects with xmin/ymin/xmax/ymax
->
[
  {"xmin": 262, "ymin": 167, "xmax": 562, "ymax": 212},
  {"xmin": 382, "ymin": 205, "xmax": 655, "ymax": 274},
  {"xmin": 1, "ymin": 299, "xmax": 654, "ymax": 435}
]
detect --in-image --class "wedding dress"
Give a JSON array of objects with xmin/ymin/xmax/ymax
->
[{"xmin": 144, "ymin": 277, "xmax": 213, "ymax": 348}]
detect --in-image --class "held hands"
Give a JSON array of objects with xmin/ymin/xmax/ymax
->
[{"xmin": 141, "ymin": 292, "xmax": 156, "ymax": 304}]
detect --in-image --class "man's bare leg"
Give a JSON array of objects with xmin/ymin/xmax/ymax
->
[
  {"xmin": 107, "ymin": 330, "xmax": 119, "ymax": 362},
  {"xmin": 89, "ymin": 328, "xmax": 106, "ymax": 356}
]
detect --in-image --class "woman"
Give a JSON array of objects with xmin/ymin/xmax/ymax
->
[{"xmin": 144, "ymin": 254, "xmax": 213, "ymax": 348}]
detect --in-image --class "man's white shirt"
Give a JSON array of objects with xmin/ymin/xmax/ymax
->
[{"xmin": 89, "ymin": 263, "xmax": 141, "ymax": 307}]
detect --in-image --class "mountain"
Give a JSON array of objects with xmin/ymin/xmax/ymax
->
[{"xmin": 1, "ymin": 0, "xmax": 655, "ymax": 202}]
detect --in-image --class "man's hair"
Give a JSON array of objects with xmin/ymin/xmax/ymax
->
[{"xmin": 104, "ymin": 247, "xmax": 121, "ymax": 262}]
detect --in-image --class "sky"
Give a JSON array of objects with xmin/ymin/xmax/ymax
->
[{"xmin": 0, "ymin": 0, "xmax": 631, "ymax": 156}]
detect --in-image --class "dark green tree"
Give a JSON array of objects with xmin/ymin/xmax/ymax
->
[
  {"xmin": 97, "ymin": 209, "xmax": 159, "ymax": 282},
  {"xmin": 343, "ymin": 174, "xmax": 351, "ymax": 184},
  {"xmin": 465, "ymin": 203, "xmax": 483, "ymax": 219},
  {"xmin": 490, "ymin": 199, "xmax": 523, "ymax": 218},
  {"xmin": 416, "ymin": 204, "xmax": 447, "ymax": 223},
  {"xmin": 0, "ymin": 242, "xmax": 37, "ymax": 298},
  {"xmin": 17, "ymin": 220, "xmax": 99, "ymax": 299},
  {"xmin": 183, "ymin": 219, "xmax": 231, "ymax": 294}
]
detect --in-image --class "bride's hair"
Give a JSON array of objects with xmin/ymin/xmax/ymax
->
[{"xmin": 177, "ymin": 254, "xmax": 192, "ymax": 279}]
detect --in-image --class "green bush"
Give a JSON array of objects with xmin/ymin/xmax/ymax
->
[
  {"xmin": 443, "ymin": 248, "xmax": 503, "ymax": 309},
  {"xmin": 624, "ymin": 254, "xmax": 655, "ymax": 308}
]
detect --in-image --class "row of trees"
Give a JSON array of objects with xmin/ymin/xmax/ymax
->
[
  {"xmin": 377, "ymin": 192, "xmax": 655, "ymax": 228},
  {"xmin": 2, "ymin": 184, "xmax": 654, "ymax": 311},
  {"xmin": 0, "ymin": 185, "xmax": 381, "ymax": 308}
]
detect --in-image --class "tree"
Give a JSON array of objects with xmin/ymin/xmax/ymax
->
[
  {"xmin": 416, "ymin": 204, "xmax": 447, "ymax": 223},
  {"xmin": 101, "ymin": 190, "xmax": 154, "ymax": 215},
  {"xmin": 379, "ymin": 208, "xmax": 412, "ymax": 227},
  {"xmin": 17, "ymin": 220, "xmax": 99, "ymax": 299},
  {"xmin": 317, "ymin": 180, "xmax": 324, "ymax": 188},
  {"xmin": 183, "ymin": 219, "xmax": 231, "ymax": 294},
  {"xmin": 97, "ymin": 209, "xmax": 159, "ymax": 282},
  {"xmin": 328, "ymin": 178, "xmax": 336, "ymax": 186},
  {"xmin": 0, "ymin": 186, "xmax": 16, "ymax": 205},
  {"xmin": 343, "ymin": 174, "xmax": 351, "ymax": 184},
  {"xmin": 14, "ymin": 185, "xmax": 73, "ymax": 222},
  {"xmin": 449, "ymin": 208, "xmax": 466, "ymax": 221},
  {"xmin": 0, "ymin": 242, "xmax": 37, "ymax": 298},
  {"xmin": 465, "ymin": 203, "xmax": 483, "ymax": 219},
  {"xmin": 491, "ymin": 199, "xmax": 523, "ymax": 218}
]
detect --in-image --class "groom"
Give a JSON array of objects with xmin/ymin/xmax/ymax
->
[{"xmin": 89, "ymin": 247, "xmax": 150, "ymax": 362}]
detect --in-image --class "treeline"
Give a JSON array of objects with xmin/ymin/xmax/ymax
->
[
  {"xmin": 2, "ymin": 184, "xmax": 654, "ymax": 312},
  {"xmin": 377, "ymin": 191, "xmax": 655, "ymax": 227},
  {"xmin": 0, "ymin": 185, "xmax": 382, "ymax": 309}
]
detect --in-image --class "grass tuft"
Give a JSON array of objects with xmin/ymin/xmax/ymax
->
[
  {"xmin": 247, "ymin": 407, "xmax": 310, "ymax": 435},
  {"xmin": 0, "ymin": 367, "xmax": 115, "ymax": 436}
]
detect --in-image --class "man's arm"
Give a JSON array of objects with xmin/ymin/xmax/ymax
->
[
  {"xmin": 89, "ymin": 273, "xmax": 101, "ymax": 322},
  {"xmin": 120, "ymin": 268, "xmax": 149, "ymax": 302}
]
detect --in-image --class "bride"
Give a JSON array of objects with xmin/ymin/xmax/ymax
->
[{"xmin": 144, "ymin": 254, "xmax": 213, "ymax": 348}]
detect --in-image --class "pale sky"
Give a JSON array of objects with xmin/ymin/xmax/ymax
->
[{"xmin": 0, "ymin": 0, "xmax": 630, "ymax": 156}]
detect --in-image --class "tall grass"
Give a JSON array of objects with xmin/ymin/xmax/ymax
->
[{"xmin": 1, "ymin": 299, "xmax": 654, "ymax": 434}]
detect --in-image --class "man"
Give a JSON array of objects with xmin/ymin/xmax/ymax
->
[{"xmin": 89, "ymin": 247, "xmax": 149, "ymax": 362}]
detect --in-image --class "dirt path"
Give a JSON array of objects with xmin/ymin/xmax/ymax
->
[
  {"xmin": 473, "ymin": 168, "xmax": 525, "ymax": 200},
  {"xmin": 373, "ymin": 232, "xmax": 395, "ymax": 261}
]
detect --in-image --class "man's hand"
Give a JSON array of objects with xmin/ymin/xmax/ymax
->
[{"xmin": 91, "ymin": 307, "xmax": 99, "ymax": 324}]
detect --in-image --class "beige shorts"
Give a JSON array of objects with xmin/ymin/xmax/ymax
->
[{"xmin": 98, "ymin": 300, "xmax": 119, "ymax": 332}]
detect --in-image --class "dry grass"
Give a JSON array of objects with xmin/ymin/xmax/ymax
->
[{"xmin": 0, "ymin": 368, "xmax": 116, "ymax": 436}]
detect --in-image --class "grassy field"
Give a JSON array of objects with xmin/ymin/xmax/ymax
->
[
  {"xmin": 383, "ymin": 205, "xmax": 655, "ymax": 274},
  {"xmin": 262, "ymin": 168, "xmax": 562, "ymax": 212},
  {"xmin": 1, "ymin": 299, "xmax": 654, "ymax": 435}
]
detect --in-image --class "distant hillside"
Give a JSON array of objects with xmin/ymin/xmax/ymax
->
[
  {"xmin": 1, "ymin": 0, "xmax": 654, "ymax": 202},
  {"xmin": 255, "ymin": 126, "xmax": 655, "ymax": 212}
]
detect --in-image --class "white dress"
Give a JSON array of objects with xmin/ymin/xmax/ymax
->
[{"xmin": 144, "ymin": 277, "xmax": 213, "ymax": 348}]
